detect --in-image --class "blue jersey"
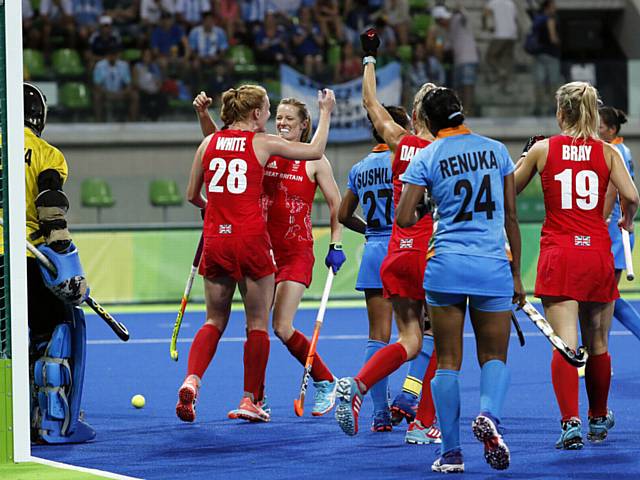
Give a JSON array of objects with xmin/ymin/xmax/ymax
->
[
  {"xmin": 610, "ymin": 141, "xmax": 634, "ymax": 225},
  {"xmin": 402, "ymin": 127, "xmax": 515, "ymax": 260},
  {"xmin": 347, "ymin": 145, "xmax": 394, "ymax": 238}
]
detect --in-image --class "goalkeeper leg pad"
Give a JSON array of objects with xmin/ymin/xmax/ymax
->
[{"xmin": 32, "ymin": 307, "xmax": 95, "ymax": 444}]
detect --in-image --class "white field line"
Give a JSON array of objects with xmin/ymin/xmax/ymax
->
[{"xmin": 30, "ymin": 457, "xmax": 142, "ymax": 480}]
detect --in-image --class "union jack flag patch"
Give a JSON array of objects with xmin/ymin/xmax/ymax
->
[
  {"xmin": 399, "ymin": 238, "xmax": 414, "ymax": 249},
  {"xmin": 219, "ymin": 224, "xmax": 232, "ymax": 234},
  {"xmin": 574, "ymin": 235, "xmax": 590, "ymax": 246}
]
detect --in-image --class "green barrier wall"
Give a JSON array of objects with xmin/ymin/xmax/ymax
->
[{"xmin": 74, "ymin": 224, "xmax": 640, "ymax": 304}]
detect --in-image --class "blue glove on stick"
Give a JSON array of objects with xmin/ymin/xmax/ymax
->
[{"xmin": 325, "ymin": 242, "xmax": 346, "ymax": 274}]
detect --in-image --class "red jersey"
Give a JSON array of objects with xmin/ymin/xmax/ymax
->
[
  {"xmin": 388, "ymin": 135, "xmax": 433, "ymax": 252},
  {"xmin": 202, "ymin": 130, "xmax": 266, "ymax": 237},
  {"xmin": 540, "ymin": 135, "xmax": 611, "ymax": 250},
  {"xmin": 261, "ymin": 156, "xmax": 317, "ymax": 247}
]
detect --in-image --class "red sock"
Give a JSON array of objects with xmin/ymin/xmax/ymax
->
[
  {"xmin": 284, "ymin": 330, "xmax": 333, "ymax": 382},
  {"xmin": 187, "ymin": 324, "xmax": 222, "ymax": 379},
  {"xmin": 416, "ymin": 350, "xmax": 438, "ymax": 426},
  {"xmin": 244, "ymin": 330, "xmax": 270, "ymax": 401},
  {"xmin": 551, "ymin": 349, "xmax": 579, "ymax": 421},
  {"xmin": 585, "ymin": 352, "xmax": 611, "ymax": 418},
  {"xmin": 356, "ymin": 343, "xmax": 408, "ymax": 393}
]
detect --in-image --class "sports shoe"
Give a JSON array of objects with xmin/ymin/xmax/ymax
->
[
  {"xmin": 588, "ymin": 410, "xmax": 615, "ymax": 443},
  {"xmin": 335, "ymin": 377, "xmax": 363, "ymax": 436},
  {"xmin": 228, "ymin": 395, "xmax": 270, "ymax": 420},
  {"xmin": 555, "ymin": 417, "xmax": 584, "ymax": 450},
  {"xmin": 371, "ymin": 408, "xmax": 393, "ymax": 432},
  {"xmin": 312, "ymin": 377, "xmax": 338, "ymax": 416},
  {"xmin": 405, "ymin": 420, "xmax": 442, "ymax": 444},
  {"xmin": 228, "ymin": 397, "xmax": 270, "ymax": 423},
  {"xmin": 176, "ymin": 375, "xmax": 200, "ymax": 422},
  {"xmin": 472, "ymin": 414, "xmax": 510, "ymax": 470},
  {"xmin": 431, "ymin": 449, "xmax": 464, "ymax": 474},
  {"xmin": 390, "ymin": 391, "xmax": 418, "ymax": 425}
]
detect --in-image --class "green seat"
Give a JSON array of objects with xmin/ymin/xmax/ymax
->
[
  {"xmin": 227, "ymin": 45, "xmax": 258, "ymax": 75},
  {"xmin": 327, "ymin": 43, "xmax": 341, "ymax": 69},
  {"xmin": 59, "ymin": 82, "xmax": 91, "ymax": 110},
  {"xmin": 411, "ymin": 14, "xmax": 432, "ymax": 39},
  {"xmin": 150, "ymin": 179, "xmax": 183, "ymax": 222},
  {"xmin": 23, "ymin": 49, "xmax": 48, "ymax": 79},
  {"xmin": 81, "ymin": 178, "xmax": 115, "ymax": 223},
  {"xmin": 409, "ymin": 0, "xmax": 428, "ymax": 10},
  {"xmin": 397, "ymin": 45, "xmax": 412, "ymax": 65},
  {"xmin": 264, "ymin": 79, "xmax": 281, "ymax": 102},
  {"xmin": 52, "ymin": 48, "xmax": 85, "ymax": 77},
  {"xmin": 121, "ymin": 48, "xmax": 142, "ymax": 63}
]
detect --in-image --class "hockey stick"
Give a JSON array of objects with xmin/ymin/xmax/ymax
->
[
  {"xmin": 510, "ymin": 311, "xmax": 525, "ymax": 346},
  {"xmin": 621, "ymin": 228, "xmax": 635, "ymax": 281},
  {"xmin": 293, "ymin": 268, "xmax": 335, "ymax": 417},
  {"xmin": 170, "ymin": 234, "xmax": 204, "ymax": 361},
  {"xmin": 517, "ymin": 301, "xmax": 587, "ymax": 367},
  {"xmin": 25, "ymin": 238, "xmax": 130, "ymax": 341}
]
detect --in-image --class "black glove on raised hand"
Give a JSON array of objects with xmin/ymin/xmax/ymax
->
[
  {"xmin": 360, "ymin": 28, "xmax": 380, "ymax": 58},
  {"xmin": 522, "ymin": 135, "xmax": 545, "ymax": 155}
]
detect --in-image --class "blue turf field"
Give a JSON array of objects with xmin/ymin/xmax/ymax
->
[{"xmin": 32, "ymin": 303, "xmax": 640, "ymax": 479}]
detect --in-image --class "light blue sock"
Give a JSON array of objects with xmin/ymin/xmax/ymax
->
[
  {"xmin": 364, "ymin": 339, "xmax": 389, "ymax": 412},
  {"xmin": 402, "ymin": 335, "xmax": 434, "ymax": 397},
  {"xmin": 614, "ymin": 298, "xmax": 640, "ymax": 341},
  {"xmin": 431, "ymin": 369, "xmax": 461, "ymax": 455},
  {"xmin": 479, "ymin": 359, "xmax": 510, "ymax": 423}
]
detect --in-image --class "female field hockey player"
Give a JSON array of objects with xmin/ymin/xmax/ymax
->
[
  {"xmin": 394, "ymin": 87, "xmax": 524, "ymax": 473},
  {"xmin": 334, "ymin": 28, "xmax": 441, "ymax": 444},
  {"xmin": 193, "ymin": 93, "xmax": 346, "ymax": 416},
  {"xmin": 515, "ymin": 83, "xmax": 639, "ymax": 449},
  {"xmin": 337, "ymin": 106, "xmax": 410, "ymax": 432},
  {"xmin": 176, "ymin": 85, "xmax": 336, "ymax": 423},
  {"xmin": 599, "ymin": 106, "xmax": 640, "ymax": 341}
]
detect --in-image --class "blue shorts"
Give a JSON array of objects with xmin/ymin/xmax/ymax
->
[
  {"xmin": 426, "ymin": 291, "xmax": 513, "ymax": 312},
  {"xmin": 356, "ymin": 235, "xmax": 390, "ymax": 291},
  {"xmin": 425, "ymin": 252, "xmax": 513, "ymax": 297},
  {"xmin": 454, "ymin": 63, "xmax": 478, "ymax": 87},
  {"xmin": 609, "ymin": 221, "xmax": 635, "ymax": 270}
]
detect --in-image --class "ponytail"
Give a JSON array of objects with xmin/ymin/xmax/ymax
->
[
  {"xmin": 556, "ymin": 82, "xmax": 600, "ymax": 139},
  {"xmin": 220, "ymin": 85, "xmax": 267, "ymax": 126}
]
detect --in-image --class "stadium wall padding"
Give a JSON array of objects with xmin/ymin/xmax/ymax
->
[{"xmin": 74, "ymin": 224, "xmax": 640, "ymax": 305}]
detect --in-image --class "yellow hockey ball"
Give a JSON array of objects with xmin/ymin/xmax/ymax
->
[{"xmin": 131, "ymin": 394, "xmax": 145, "ymax": 409}]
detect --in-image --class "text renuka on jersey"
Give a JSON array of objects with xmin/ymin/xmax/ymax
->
[{"xmin": 438, "ymin": 149, "xmax": 499, "ymax": 179}]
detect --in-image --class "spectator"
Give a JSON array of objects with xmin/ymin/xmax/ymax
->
[
  {"xmin": 314, "ymin": 0, "xmax": 343, "ymax": 42},
  {"xmin": 334, "ymin": 41, "xmax": 361, "ymax": 82},
  {"xmin": 448, "ymin": 5, "xmax": 479, "ymax": 116},
  {"xmin": 343, "ymin": 0, "xmax": 372, "ymax": 45},
  {"xmin": 425, "ymin": 5, "xmax": 450, "ymax": 86},
  {"xmin": 92, "ymin": 47, "xmax": 139, "ymax": 121},
  {"xmin": 270, "ymin": 0, "xmax": 302, "ymax": 16},
  {"xmin": 483, "ymin": 0, "xmax": 518, "ymax": 92},
  {"xmin": 40, "ymin": 0, "xmax": 77, "ymax": 54},
  {"xmin": 214, "ymin": 0, "xmax": 243, "ymax": 45},
  {"xmin": 71, "ymin": 0, "xmax": 104, "ymax": 44},
  {"xmin": 23, "ymin": 0, "xmax": 41, "ymax": 50},
  {"xmin": 89, "ymin": 15, "xmax": 122, "ymax": 63},
  {"xmin": 188, "ymin": 11, "xmax": 230, "ymax": 91},
  {"xmin": 140, "ymin": 0, "xmax": 176, "ymax": 27},
  {"xmin": 374, "ymin": 16, "xmax": 397, "ymax": 60},
  {"xmin": 254, "ymin": 12, "xmax": 293, "ymax": 66},
  {"xmin": 383, "ymin": 0, "xmax": 410, "ymax": 45},
  {"xmin": 292, "ymin": 6, "xmax": 325, "ymax": 77},
  {"xmin": 133, "ymin": 49, "xmax": 167, "ymax": 120},
  {"xmin": 529, "ymin": 0, "xmax": 563, "ymax": 115},
  {"xmin": 240, "ymin": 0, "xmax": 274, "ymax": 30},
  {"xmin": 151, "ymin": 12, "xmax": 190, "ymax": 75},
  {"xmin": 174, "ymin": 0, "xmax": 211, "ymax": 30},
  {"xmin": 408, "ymin": 42, "xmax": 443, "ymax": 89},
  {"xmin": 103, "ymin": 0, "xmax": 141, "ymax": 46}
]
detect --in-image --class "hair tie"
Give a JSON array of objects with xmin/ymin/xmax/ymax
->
[{"xmin": 448, "ymin": 111, "xmax": 462, "ymax": 120}]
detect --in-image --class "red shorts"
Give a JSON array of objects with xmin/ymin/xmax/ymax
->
[
  {"xmin": 199, "ymin": 233, "xmax": 276, "ymax": 281},
  {"xmin": 273, "ymin": 245, "xmax": 314, "ymax": 287},
  {"xmin": 534, "ymin": 246, "xmax": 619, "ymax": 303},
  {"xmin": 380, "ymin": 249, "xmax": 427, "ymax": 301}
]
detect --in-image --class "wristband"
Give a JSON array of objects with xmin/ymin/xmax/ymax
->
[
  {"xmin": 363, "ymin": 56, "xmax": 377, "ymax": 66},
  {"xmin": 329, "ymin": 242, "xmax": 343, "ymax": 250}
]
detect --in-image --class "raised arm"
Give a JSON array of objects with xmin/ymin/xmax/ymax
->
[
  {"xmin": 606, "ymin": 143, "xmax": 639, "ymax": 231},
  {"xmin": 503, "ymin": 172, "xmax": 525, "ymax": 306},
  {"xmin": 193, "ymin": 91, "xmax": 218, "ymax": 137},
  {"xmin": 338, "ymin": 189, "xmax": 366, "ymax": 234},
  {"xmin": 186, "ymin": 136, "xmax": 210, "ymax": 209}
]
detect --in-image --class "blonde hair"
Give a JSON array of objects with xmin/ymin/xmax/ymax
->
[
  {"xmin": 556, "ymin": 81, "xmax": 600, "ymax": 139},
  {"xmin": 220, "ymin": 85, "xmax": 267, "ymax": 126},
  {"xmin": 278, "ymin": 98, "xmax": 312, "ymax": 142},
  {"xmin": 412, "ymin": 82, "xmax": 437, "ymax": 132}
]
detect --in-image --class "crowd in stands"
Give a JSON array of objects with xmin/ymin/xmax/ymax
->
[{"xmin": 21, "ymin": 0, "xmax": 562, "ymax": 122}]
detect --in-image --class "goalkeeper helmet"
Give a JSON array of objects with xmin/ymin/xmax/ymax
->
[{"xmin": 24, "ymin": 82, "xmax": 47, "ymax": 136}]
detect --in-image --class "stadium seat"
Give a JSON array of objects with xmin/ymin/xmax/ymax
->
[
  {"xmin": 81, "ymin": 178, "xmax": 115, "ymax": 224},
  {"xmin": 227, "ymin": 45, "xmax": 258, "ymax": 76},
  {"xmin": 327, "ymin": 43, "xmax": 341, "ymax": 69},
  {"xmin": 409, "ymin": 0, "xmax": 428, "ymax": 10},
  {"xmin": 397, "ymin": 45, "xmax": 412, "ymax": 65},
  {"xmin": 59, "ymin": 82, "xmax": 91, "ymax": 111},
  {"xmin": 149, "ymin": 179, "xmax": 183, "ymax": 222},
  {"xmin": 121, "ymin": 48, "xmax": 142, "ymax": 63},
  {"xmin": 52, "ymin": 48, "xmax": 85, "ymax": 78},
  {"xmin": 411, "ymin": 14, "xmax": 432, "ymax": 39},
  {"xmin": 264, "ymin": 79, "xmax": 281, "ymax": 103},
  {"xmin": 23, "ymin": 49, "xmax": 48, "ymax": 80}
]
